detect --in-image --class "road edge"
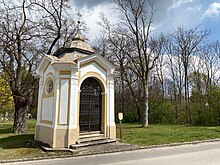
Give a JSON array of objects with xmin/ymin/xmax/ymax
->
[{"xmin": 1, "ymin": 138, "xmax": 220, "ymax": 164}]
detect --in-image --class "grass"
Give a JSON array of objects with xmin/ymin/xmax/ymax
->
[
  {"xmin": 117, "ymin": 123, "xmax": 220, "ymax": 146},
  {"xmin": 0, "ymin": 120, "xmax": 70, "ymax": 160},
  {"xmin": 1, "ymin": 120, "xmax": 220, "ymax": 160}
]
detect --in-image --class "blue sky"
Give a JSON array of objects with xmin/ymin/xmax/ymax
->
[
  {"xmin": 155, "ymin": 0, "xmax": 220, "ymax": 42},
  {"xmin": 71, "ymin": 0, "xmax": 220, "ymax": 44}
]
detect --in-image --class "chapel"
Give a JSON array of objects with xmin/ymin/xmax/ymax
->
[{"xmin": 35, "ymin": 21, "xmax": 116, "ymax": 148}]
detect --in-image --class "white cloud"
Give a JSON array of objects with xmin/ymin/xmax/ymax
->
[
  {"xmin": 79, "ymin": 3, "xmax": 117, "ymax": 45},
  {"xmin": 158, "ymin": 0, "xmax": 202, "ymax": 33},
  {"xmin": 202, "ymin": 2, "xmax": 220, "ymax": 18},
  {"xmin": 170, "ymin": 0, "xmax": 193, "ymax": 9}
]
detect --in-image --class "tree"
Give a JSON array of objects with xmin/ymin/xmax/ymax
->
[
  {"xmin": 97, "ymin": 18, "xmax": 142, "ymax": 116},
  {"xmin": 200, "ymin": 41, "xmax": 220, "ymax": 89},
  {"xmin": 170, "ymin": 26, "xmax": 209, "ymax": 124},
  {"xmin": 192, "ymin": 41, "xmax": 220, "ymax": 125},
  {"xmin": 0, "ymin": 0, "xmax": 77, "ymax": 133},
  {"xmin": 100, "ymin": 0, "xmax": 164, "ymax": 127},
  {"xmin": 30, "ymin": 0, "xmax": 77, "ymax": 55},
  {"xmin": 163, "ymin": 34, "xmax": 185, "ymax": 123},
  {"xmin": 0, "ymin": 0, "xmax": 40, "ymax": 133}
]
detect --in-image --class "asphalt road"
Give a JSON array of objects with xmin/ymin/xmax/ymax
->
[{"xmin": 4, "ymin": 141, "xmax": 220, "ymax": 165}]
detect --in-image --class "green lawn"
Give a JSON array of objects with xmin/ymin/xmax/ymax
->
[
  {"xmin": 117, "ymin": 123, "xmax": 220, "ymax": 146},
  {"xmin": 0, "ymin": 120, "xmax": 69, "ymax": 160},
  {"xmin": 1, "ymin": 120, "xmax": 220, "ymax": 160}
]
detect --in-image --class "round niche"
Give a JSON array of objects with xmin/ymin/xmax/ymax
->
[{"xmin": 45, "ymin": 79, "xmax": 54, "ymax": 95}]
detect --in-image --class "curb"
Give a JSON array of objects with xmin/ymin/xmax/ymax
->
[
  {"xmin": 138, "ymin": 138, "xmax": 220, "ymax": 149},
  {"xmin": 1, "ymin": 138, "xmax": 220, "ymax": 164}
]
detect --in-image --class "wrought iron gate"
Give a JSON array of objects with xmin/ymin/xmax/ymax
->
[{"xmin": 79, "ymin": 78, "xmax": 102, "ymax": 133}]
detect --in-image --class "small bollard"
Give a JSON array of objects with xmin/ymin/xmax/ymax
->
[{"xmin": 118, "ymin": 112, "xmax": 123, "ymax": 142}]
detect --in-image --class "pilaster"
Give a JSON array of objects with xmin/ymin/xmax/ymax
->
[{"xmin": 67, "ymin": 67, "xmax": 79, "ymax": 146}]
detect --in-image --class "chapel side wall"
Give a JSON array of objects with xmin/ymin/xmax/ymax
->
[
  {"xmin": 53, "ymin": 72, "xmax": 70, "ymax": 148},
  {"xmin": 35, "ymin": 125, "xmax": 54, "ymax": 146},
  {"xmin": 52, "ymin": 69, "xmax": 79, "ymax": 148},
  {"xmin": 66, "ymin": 68, "xmax": 79, "ymax": 146},
  {"xmin": 35, "ymin": 65, "xmax": 56, "ymax": 147},
  {"xmin": 35, "ymin": 76, "xmax": 43, "ymax": 141}
]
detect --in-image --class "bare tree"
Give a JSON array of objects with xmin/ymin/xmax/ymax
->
[
  {"xmin": 163, "ymin": 34, "xmax": 185, "ymax": 123},
  {"xmin": 0, "ymin": 0, "xmax": 77, "ymax": 133},
  {"xmin": 97, "ymin": 20, "xmax": 142, "ymax": 119},
  {"xmin": 201, "ymin": 41, "xmax": 220, "ymax": 88},
  {"xmin": 0, "ymin": 0, "xmax": 40, "ymax": 133},
  {"xmin": 29, "ymin": 0, "xmax": 77, "ymax": 55},
  {"xmin": 170, "ymin": 26, "xmax": 209, "ymax": 124},
  {"xmin": 154, "ymin": 47, "xmax": 166, "ymax": 98},
  {"xmin": 110, "ymin": 0, "xmax": 165, "ymax": 127}
]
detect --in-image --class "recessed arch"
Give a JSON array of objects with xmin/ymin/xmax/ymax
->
[
  {"xmin": 79, "ymin": 72, "xmax": 106, "ymax": 92},
  {"xmin": 79, "ymin": 77, "xmax": 104, "ymax": 133}
]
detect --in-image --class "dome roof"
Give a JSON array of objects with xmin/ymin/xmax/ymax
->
[
  {"xmin": 53, "ymin": 21, "xmax": 94, "ymax": 58},
  {"xmin": 70, "ymin": 21, "xmax": 94, "ymax": 53}
]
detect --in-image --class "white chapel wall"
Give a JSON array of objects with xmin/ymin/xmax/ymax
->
[
  {"xmin": 80, "ymin": 62, "xmax": 107, "ymax": 82},
  {"xmin": 58, "ymin": 79, "xmax": 69, "ymax": 125},
  {"xmin": 41, "ymin": 97, "xmax": 54, "ymax": 121},
  {"xmin": 40, "ymin": 65, "xmax": 55, "ymax": 124}
]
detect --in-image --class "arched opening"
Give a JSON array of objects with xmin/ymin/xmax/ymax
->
[{"xmin": 79, "ymin": 77, "xmax": 103, "ymax": 133}]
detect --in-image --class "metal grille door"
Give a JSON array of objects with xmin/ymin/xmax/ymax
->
[{"xmin": 79, "ymin": 78, "xmax": 102, "ymax": 133}]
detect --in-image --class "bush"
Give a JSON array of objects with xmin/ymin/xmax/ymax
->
[{"xmin": 149, "ymin": 98, "xmax": 174, "ymax": 124}]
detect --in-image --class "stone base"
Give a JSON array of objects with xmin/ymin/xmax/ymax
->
[
  {"xmin": 35, "ymin": 125, "xmax": 53, "ymax": 147},
  {"xmin": 35, "ymin": 124, "xmax": 78, "ymax": 148},
  {"xmin": 106, "ymin": 125, "xmax": 116, "ymax": 140},
  {"xmin": 35, "ymin": 124, "xmax": 116, "ymax": 148}
]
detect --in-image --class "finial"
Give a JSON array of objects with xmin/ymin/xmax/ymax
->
[
  {"xmin": 69, "ymin": 12, "xmax": 94, "ymax": 53},
  {"xmin": 77, "ymin": 12, "xmax": 82, "ymax": 26},
  {"xmin": 77, "ymin": 12, "xmax": 82, "ymax": 19},
  {"xmin": 72, "ymin": 12, "xmax": 85, "ymax": 41}
]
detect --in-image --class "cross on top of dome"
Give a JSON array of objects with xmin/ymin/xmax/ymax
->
[
  {"xmin": 53, "ymin": 12, "xmax": 94, "ymax": 57},
  {"xmin": 72, "ymin": 12, "xmax": 85, "ymax": 42}
]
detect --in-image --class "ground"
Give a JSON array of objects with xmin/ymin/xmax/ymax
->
[
  {"xmin": 119, "ymin": 123, "xmax": 220, "ymax": 145},
  {"xmin": 1, "ymin": 120, "xmax": 220, "ymax": 161},
  {"xmin": 4, "ymin": 141, "xmax": 220, "ymax": 165}
]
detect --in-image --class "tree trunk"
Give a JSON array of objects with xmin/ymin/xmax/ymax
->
[
  {"xmin": 173, "ymin": 88, "xmax": 179, "ymax": 124},
  {"xmin": 47, "ymin": 35, "xmax": 60, "ymax": 55},
  {"xmin": 13, "ymin": 105, "xmax": 28, "ymax": 134},
  {"xmin": 136, "ymin": 106, "xmax": 142, "ymax": 122},
  {"xmin": 184, "ymin": 66, "xmax": 192, "ymax": 125},
  {"xmin": 121, "ymin": 74, "xmax": 125, "ymax": 113},
  {"xmin": 2, "ymin": 110, "xmax": 8, "ymax": 122},
  {"xmin": 142, "ymin": 80, "xmax": 149, "ymax": 127}
]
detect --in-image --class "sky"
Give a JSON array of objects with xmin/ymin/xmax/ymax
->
[{"xmin": 70, "ymin": 0, "xmax": 220, "ymax": 45}]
